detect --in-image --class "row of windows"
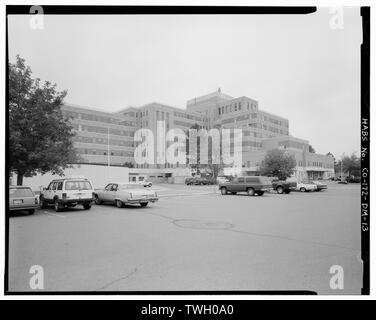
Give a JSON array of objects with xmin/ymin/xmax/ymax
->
[
  {"xmin": 156, "ymin": 111, "xmax": 170, "ymax": 122},
  {"xmin": 72, "ymin": 124, "xmax": 135, "ymax": 137},
  {"xmin": 243, "ymin": 131, "xmax": 263, "ymax": 138},
  {"xmin": 63, "ymin": 111, "xmax": 134, "ymax": 126},
  {"xmin": 135, "ymin": 163, "xmax": 181, "ymax": 169},
  {"xmin": 248, "ymin": 123, "xmax": 288, "ymax": 135},
  {"xmin": 307, "ymin": 161, "xmax": 334, "ymax": 168},
  {"xmin": 242, "ymin": 141, "xmax": 263, "ymax": 148},
  {"xmin": 174, "ymin": 111, "xmax": 202, "ymax": 122},
  {"xmin": 76, "ymin": 148, "xmax": 134, "ymax": 157},
  {"xmin": 138, "ymin": 110, "xmax": 149, "ymax": 118},
  {"xmin": 173, "ymin": 119, "xmax": 198, "ymax": 129},
  {"xmin": 73, "ymin": 136, "xmax": 134, "ymax": 147},
  {"xmin": 278, "ymin": 141, "xmax": 307, "ymax": 150},
  {"xmin": 218, "ymin": 101, "xmax": 257, "ymax": 115}
]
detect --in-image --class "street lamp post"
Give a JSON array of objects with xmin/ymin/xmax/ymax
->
[{"xmin": 107, "ymin": 127, "xmax": 110, "ymax": 167}]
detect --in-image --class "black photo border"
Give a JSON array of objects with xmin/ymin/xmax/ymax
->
[{"xmin": 4, "ymin": 5, "xmax": 370, "ymax": 296}]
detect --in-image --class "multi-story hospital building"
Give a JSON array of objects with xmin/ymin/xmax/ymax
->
[{"xmin": 61, "ymin": 89, "xmax": 334, "ymax": 181}]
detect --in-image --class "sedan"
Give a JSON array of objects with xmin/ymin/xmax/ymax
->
[
  {"xmin": 94, "ymin": 183, "xmax": 158, "ymax": 208},
  {"xmin": 9, "ymin": 186, "xmax": 38, "ymax": 215},
  {"xmin": 311, "ymin": 180, "xmax": 328, "ymax": 191},
  {"xmin": 296, "ymin": 181, "xmax": 317, "ymax": 192}
]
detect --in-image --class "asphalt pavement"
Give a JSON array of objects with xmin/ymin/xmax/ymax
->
[{"xmin": 8, "ymin": 182, "xmax": 362, "ymax": 294}]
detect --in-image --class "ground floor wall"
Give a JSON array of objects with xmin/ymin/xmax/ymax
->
[{"xmin": 10, "ymin": 164, "xmax": 192, "ymax": 191}]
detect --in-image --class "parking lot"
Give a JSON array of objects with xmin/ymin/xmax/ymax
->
[{"xmin": 8, "ymin": 182, "xmax": 362, "ymax": 294}]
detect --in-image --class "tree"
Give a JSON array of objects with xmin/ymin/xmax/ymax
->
[
  {"xmin": 186, "ymin": 123, "xmax": 201, "ymax": 175},
  {"xmin": 309, "ymin": 145, "xmax": 316, "ymax": 153},
  {"xmin": 9, "ymin": 55, "xmax": 77, "ymax": 185},
  {"xmin": 342, "ymin": 152, "xmax": 360, "ymax": 177},
  {"xmin": 259, "ymin": 149, "xmax": 297, "ymax": 180},
  {"xmin": 202, "ymin": 134, "xmax": 223, "ymax": 180}
]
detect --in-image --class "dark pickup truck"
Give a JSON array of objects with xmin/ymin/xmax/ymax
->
[
  {"xmin": 271, "ymin": 180, "xmax": 297, "ymax": 194},
  {"xmin": 219, "ymin": 176, "xmax": 272, "ymax": 196}
]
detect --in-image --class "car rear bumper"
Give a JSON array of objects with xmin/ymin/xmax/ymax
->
[
  {"xmin": 59, "ymin": 198, "xmax": 94, "ymax": 204},
  {"xmin": 10, "ymin": 205, "xmax": 38, "ymax": 211},
  {"xmin": 125, "ymin": 197, "xmax": 159, "ymax": 204}
]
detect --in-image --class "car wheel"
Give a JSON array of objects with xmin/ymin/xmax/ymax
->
[
  {"xmin": 83, "ymin": 203, "xmax": 92, "ymax": 210},
  {"xmin": 28, "ymin": 209, "xmax": 35, "ymax": 215},
  {"xmin": 276, "ymin": 186, "xmax": 284, "ymax": 194},
  {"xmin": 300, "ymin": 187, "xmax": 306, "ymax": 192},
  {"xmin": 257, "ymin": 191, "xmax": 265, "ymax": 196},
  {"xmin": 54, "ymin": 199, "xmax": 62, "ymax": 212},
  {"xmin": 94, "ymin": 195, "xmax": 102, "ymax": 205},
  {"xmin": 140, "ymin": 202, "xmax": 148, "ymax": 207},
  {"xmin": 116, "ymin": 200, "xmax": 124, "ymax": 208},
  {"xmin": 220, "ymin": 187, "xmax": 227, "ymax": 195},
  {"xmin": 39, "ymin": 197, "xmax": 48, "ymax": 209},
  {"xmin": 247, "ymin": 188, "xmax": 255, "ymax": 196}
]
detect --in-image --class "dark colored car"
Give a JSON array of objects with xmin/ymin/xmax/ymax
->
[
  {"xmin": 185, "ymin": 177, "xmax": 197, "ymax": 185},
  {"xmin": 185, "ymin": 177, "xmax": 215, "ymax": 185},
  {"xmin": 219, "ymin": 176, "xmax": 272, "ymax": 196},
  {"xmin": 346, "ymin": 176, "xmax": 361, "ymax": 183},
  {"xmin": 271, "ymin": 180, "xmax": 297, "ymax": 194},
  {"xmin": 9, "ymin": 186, "xmax": 38, "ymax": 215}
]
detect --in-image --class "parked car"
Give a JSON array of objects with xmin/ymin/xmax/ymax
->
[
  {"xmin": 346, "ymin": 176, "xmax": 361, "ymax": 183},
  {"xmin": 271, "ymin": 179, "xmax": 297, "ymax": 194},
  {"xmin": 185, "ymin": 177, "xmax": 197, "ymax": 185},
  {"xmin": 311, "ymin": 180, "xmax": 328, "ymax": 191},
  {"xmin": 9, "ymin": 186, "xmax": 38, "ymax": 215},
  {"xmin": 296, "ymin": 180, "xmax": 317, "ymax": 192},
  {"xmin": 219, "ymin": 176, "xmax": 272, "ymax": 196},
  {"xmin": 129, "ymin": 175, "xmax": 152, "ymax": 187},
  {"xmin": 185, "ymin": 177, "xmax": 214, "ymax": 185},
  {"xmin": 216, "ymin": 176, "xmax": 230, "ymax": 184},
  {"xmin": 40, "ymin": 177, "xmax": 94, "ymax": 212},
  {"xmin": 94, "ymin": 183, "xmax": 158, "ymax": 208}
]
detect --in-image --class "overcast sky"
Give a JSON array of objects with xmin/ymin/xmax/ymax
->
[{"xmin": 8, "ymin": 8, "xmax": 362, "ymax": 159}]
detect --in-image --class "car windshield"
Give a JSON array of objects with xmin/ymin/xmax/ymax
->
[
  {"xmin": 65, "ymin": 181, "xmax": 92, "ymax": 190},
  {"xmin": 118, "ymin": 184, "xmax": 144, "ymax": 190},
  {"xmin": 9, "ymin": 188, "xmax": 34, "ymax": 197}
]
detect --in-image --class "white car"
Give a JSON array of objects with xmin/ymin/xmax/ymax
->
[
  {"xmin": 129, "ymin": 176, "xmax": 152, "ymax": 187},
  {"xmin": 296, "ymin": 181, "xmax": 317, "ymax": 192},
  {"xmin": 216, "ymin": 176, "xmax": 229, "ymax": 184},
  {"xmin": 40, "ymin": 177, "xmax": 94, "ymax": 212},
  {"xmin": 94, "ymin": 183, "xmax": 158, "ymax": 208}
]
